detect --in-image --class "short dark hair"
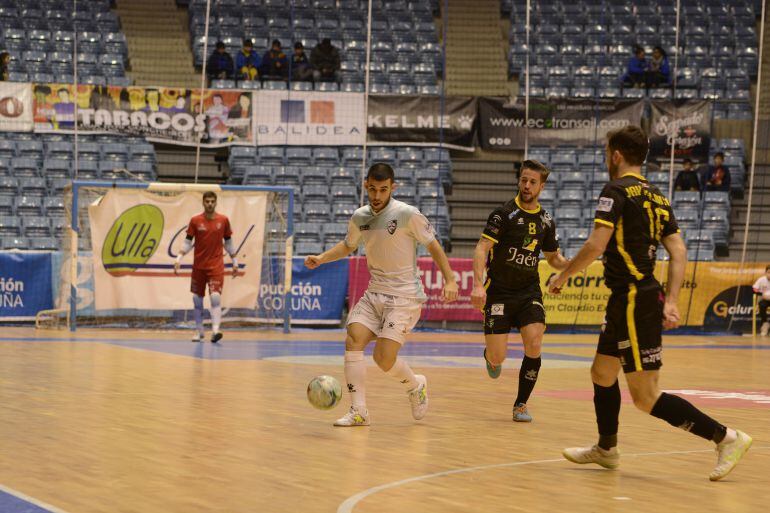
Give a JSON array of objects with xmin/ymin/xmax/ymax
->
[
  {"xmin": 366, "ymin": 163, "xmax": 394, "ymax": 182},
  {"xmin": 216, "ymin": 41, "xmax": 225, "ymax": 49},
  {"xmin": 607, "ymin": 125, "xmax": 649, "ymax": 166},
  {"xmin": 294, "ymin": 41, "xmax": 303, "ymax": 49},
  {"xmin": 272, "ymin": 39, "xmax": 281, "ymax": 47},
  {"xmin": 683, "ymin": 158, "xmax": 692, "ymax": 164},
  {"xmin": 520, "ymin": 159, "xmax": 550, "ymax": 183},
  {"xmin": 203, "ymin": 191, "xmax": 217, "ymax": 201},
  {"xmin": 714, "ymin": 151, "xmax": 725, "ymax": 159},
  {"xmin": 243, "ymin": 38, "xmax": 253, "ymax": 47}
]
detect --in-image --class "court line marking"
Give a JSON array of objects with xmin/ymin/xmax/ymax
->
[
  {"xmin": 0, "ymin": 484, "xmax": 71, "ymax": 513},
  {"xmin": 337, "ymin": 446, "xmax": 770, "ymax": 513}
]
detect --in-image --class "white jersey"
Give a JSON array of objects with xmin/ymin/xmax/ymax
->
[
  {"xmin": 753, "ymin": 275, "xmax": 770, "ymax": 300},
  {"xmin": 345, "ymin": 198, "xmax": 436, "ymax": 300}
]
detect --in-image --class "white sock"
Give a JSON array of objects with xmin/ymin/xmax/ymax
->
[
  {"xmin": 210, "ymin": 292, "xmax": 222, "ymax": 333},
  {"xmin": 344, "ymin": 351, "xmax": 367, "ymax": 410},
  {"xmin": 386, "ymin": 358, "xmax": 418, "ymax": 391},
  {"xmin": 721, "ymin": 428, "xmax": 738, "ymax": 445}
]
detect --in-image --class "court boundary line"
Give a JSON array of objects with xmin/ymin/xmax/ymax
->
[
  {"xmin": 337, "ymin": 446, "xmax": 770, "ymax": 513},
  {"xmin": 0, "ymin": 484, "xmax": 71, "ymax": 513}
]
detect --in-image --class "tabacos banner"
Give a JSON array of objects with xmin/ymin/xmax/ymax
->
[
  {"xmin": 253, "ymin": 257, "xmax": 349, "ymax": 324},
  {"xmin": 0, "ymin": 252, "xmax": 53, "ymax": 320},
  {"xmin": 33, "ymin": 84, "xmax": 255, "ymax": 147},
  {"xmin": 88, "ymin": 189, "xmax": 266, "ymax": 310},
  {"xmin": 254, "ymin": 90, "xmax": 365, "ymax": 145},
  {"xmin": 348, "ymin": 256, "xmax": 482, "ymax": 321},
  {"xmin": 478, "ymin": 97, "xmax": 644, "ymax": 150},
  {"xmin": 0, "ymin": 82, "xmax": 33, "ymax": 132},
  {"xmin": 366, "ymin": 95, "xmax": 478, "ymax": 151},
  {"xmin": 649, "ymin": 100, "xmax": 711, "ymax": 164}
]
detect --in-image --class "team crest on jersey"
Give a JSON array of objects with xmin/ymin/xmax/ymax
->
[
  {"xmin": 517, "ymin": 217, "xmax": 525, "ymax": 225},
  {"xmin": 523, "ymin": 236, "xmax": 538, "ymax": 252},
  {"xmin": 540, "ymin": 212, "xmax": 552, "ymax": 228},
  {"xmin": 387, "ymin": 219, "xmax": 398, "ymax": 235}
]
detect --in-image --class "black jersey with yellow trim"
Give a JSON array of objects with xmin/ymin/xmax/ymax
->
[
  {"xmin": 482, "ymin": 195, "xmax": 559, "ymax": 299},
  {"xmin": 594, "ymin": 173, "xmax": 680, "ymax": 290}
]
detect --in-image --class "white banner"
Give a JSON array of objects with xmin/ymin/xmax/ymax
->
[
  {"xmin": 0, "ymin": 82, "xmax": 33, "ymax": 132},
  {"xmin": 89, "ymin": 189, "xmax": 266, "ymax": 310},
  {"xmin": 254, "ymin": 90, "xmax": 365, "ymax": 145}
]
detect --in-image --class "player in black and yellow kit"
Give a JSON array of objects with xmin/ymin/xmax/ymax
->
[
  {"xmin": 548, "ymin": 126, "xmax": 751, "ymax": 481},
  {"xmin": 471, "ymin": 160, "xmax": 569, "ymax": 422}
]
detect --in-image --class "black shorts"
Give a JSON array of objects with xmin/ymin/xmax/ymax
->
[
  {"xmin": 483, "ymin": 292, "xmax": 546, "ymax": 335},
  {"xmin": 597, "ymin": 280, "xmax": 664, "ymax": 373}
]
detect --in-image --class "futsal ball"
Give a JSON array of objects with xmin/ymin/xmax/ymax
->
[{"xmin": 307, "ymin": 375, "xmax": 342, "ymax": 410}]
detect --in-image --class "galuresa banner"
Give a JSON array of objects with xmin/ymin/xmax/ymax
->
[{"xmin": 0, "ymin": 251, "xmax": 53, "ymax": 320}]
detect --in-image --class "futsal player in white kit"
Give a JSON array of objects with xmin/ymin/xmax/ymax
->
[{"xmin": 305, "ymin": 163, "xmax": 459, "ymax": 426}]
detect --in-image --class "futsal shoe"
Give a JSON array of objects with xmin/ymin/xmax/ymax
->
[
  {"xmin": 562, "ymin": 445, "xmax": 620, "ymax": 469},
  {"xmin": 211, "ymin": 332, "xmax": 223, "ymax": 344},
  {"xmin": 334, "ymin": 406, "xmax": 370, "ymax": 427},
  {"xmin": 710, "ymin": 430, "xmax": 753, "ymax": 481},
  {"xmin": 191, "ymin": 332, "xmax": 204, "ymax": 342},
  {"xmin": 512, "ymin": 403, "xmax": 533, "ymax": 422},
  {"xmin": 484, "ymin": 349, "xmax": 502, "ymax": 379},
  {"xmin": 761, "ymin": 322, "xmax": 769, "ymax": 337},
  {"xmin": 408, "ymin": 375, "xmax": 429, "ymax": 420}
]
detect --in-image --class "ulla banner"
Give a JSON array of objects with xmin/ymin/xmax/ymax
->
[
  {"xmin": 88, "ymin": 189, "xmax": 266, "ymax": 310},
  {"xmin": 649, "ymin": 100, "xmax": 712, "ymax": 164},
  {"xmin": 478, "ymin": 97, "xmax": 644, "ymax": 150},
  {"xmin": 366, "ymin": 95, "xmax": 478, "ymax": 151},
  {"xmin": 0, "ymin": 82, "xmax": 33, "ymax": 132},
  {"xmin": 32, "ymin": 84, "xmax": 255, "ymax": 146},
  {"xmin": 254, "ymin": 90, "xmax": 365, "ymax": 145}
]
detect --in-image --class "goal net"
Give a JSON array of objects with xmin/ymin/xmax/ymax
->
[{"xmin": 38, "ymin": 181, "xmax": 293, "ymax": 332}]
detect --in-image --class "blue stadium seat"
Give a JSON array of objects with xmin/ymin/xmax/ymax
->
[
  {"xmin": 302, "ymin": 167, "xmax": 330, "ymax": 186},
  {"xmin": 312, "ymin": 148, "xmax": 339, "ymax": 166},
  {"xmin": 23, "ymin": 216, "xmax": 50, "ymax": 238},
  {"xmin": 11, "ymin": 157, "xmax": 39, "ymax": 177},
  {"xmin": 302, "ymin": 184, "xmax": 330, "ymax": 202},
  {"xmin": 0, "ymin": 196, "xmax": 13, "ymax": 216},
  {"xmin": 274, "ymin": 166, "xmax": 302, "ymax": 187},
  {"xmin": 2, "ymin": 236, "xmax": 28, "ymax": 250},
  {"xmin": 331, "ymin": 166, "xmax": 358, "ymax": 187},
  {"xmin": 286, "ymin": 147, "xmax": 312, "ymax": 166},
  {"xmin": 243, "ymin": 165, "xmax": 273, "ymax": 186},
  {"xmin": 258, "ymin": 146, "xmax": 285, "ymax": 165},
  {"xmin": 305, "ymin": 202, "xmax": 331, "ymax": 223},
  {"xmin": 16, "ymin": 196, "xmax": 43, "ymax": 216},
  {"xmin": 29, "ymin": 236, "xmax": 58, "ymax": 251}
]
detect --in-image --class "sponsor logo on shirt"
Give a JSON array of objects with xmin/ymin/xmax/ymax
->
[
  {"xmin": 517, "ymin": 217, "xmax": 525, "ymax": 224},
  {"xmin": 387, "ymin": 219, "xmax": 398, "ymax": 235},
  {"xmin": 507, "ymin": 247, "xmax": 539, "ymax": 267},
  {"xmin": 490, "ymin": 303, "xmax": 505, "ymax": 316},
  {"xmin": 491, "ymin": 214, "xmax": 503, "ymax": 225},
  {"xmin": 597, "ymin": 196, "xmax": 614, "ymax": 212}
]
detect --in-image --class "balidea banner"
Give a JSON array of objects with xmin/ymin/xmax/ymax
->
[
  {"xmin": 478, "ymin": 97, "xmax": 644, "ymax": 150},
  {"xmin": 0, "ymin": 82, "xmax": 33, "ymax": 132},
  {"xmin": 649, "ymin": 100, "xmax": 712, "ymax": 164},
  {"xmin": 88, "ymin": 189, "xmax": 266, "ymax": 310},
  {"xmin": 366, "ymin": 95, "xmax": 478, "ymax": 151},
  {"xmin": 254, "ymin": 90, "xmax": 365, "ymax": 145},
  {"xmin": 32, "ymin": 83, "xmax": 255, "ymax": 146}
]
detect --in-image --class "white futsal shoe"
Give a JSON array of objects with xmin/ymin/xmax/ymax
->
[
  {"xmin": 334, "ymin": 406, "xmax": 370, "ymax": 427},
  {"xmin": 761, "ymin": 322, "xmax": 769, "ymax": 337},
  {"xmin": 562, "ymin": 445, "xmax": 620, "ymax": 469},
  {"xmin": 408, "ymin": 375, "xmax": 429, "ymax": 420},
  {"xmin": 191, "ymin": 332, "xmax": 204, "ymax": 342},
  {"xmin": 710, "ymin": 430, "xmax": 752, "ymax": 481}
]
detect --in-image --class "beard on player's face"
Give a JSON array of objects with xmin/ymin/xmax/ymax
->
[
  {"xmin": 366, "ymin": 179, "xmax": 393, "ymax": 212},
  {"xmin": 203, "ymin": 199, "xmax": 216, "ymax": 213}
]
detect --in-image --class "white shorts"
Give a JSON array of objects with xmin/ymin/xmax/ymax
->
[{"xmin": 346, "ymin": 291, "xmax": 423, "ymax": 344}]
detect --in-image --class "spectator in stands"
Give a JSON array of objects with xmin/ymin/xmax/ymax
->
[
  {"xmin": 311, "ymin": 38, "xmax": 341, "ymax": 82},
  {"xmin": 236, "ymin": 39, "xmax": 261, "ymax": 81},
  {"xmin": 0, "ymin": 52, "xmax": 9, "ymax": 81},
  {"xmin": 645, "ymin": 46, "xmax": 670, "ymax": 88},
  {"xmin": 622, "ymin": 46, "xmax": 647, "ymax": 88},
  {"xmin": 674, "ymin": 158, "xmax": 701, "ymax": 192},
  {"xmin": 261, "ymin": 39, "xmax": 288, "ymax": 80},
  {"xmin": 207, "ymin": 41, "xmax": 234, "ymax": 81},
  {"xmin": 702, "ymin": 152, "xmax": 731, "ymax": 192},
  {"xmin": 291, "ymin": 42, "xmax": 314, "ymax": 82},
  {"xmin": 753, "ymin": 265, "xmax": 770, "ymax": 336}
]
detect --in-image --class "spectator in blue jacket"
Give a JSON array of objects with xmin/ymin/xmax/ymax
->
[
  {"xmin": 261, "ymin": 39, "xmax": 289, "ymax": 80},
  {"xmin": 235, "ymin": 39, "xmax": 261, "ymax": 81},
  {"xmin": 622, "ymin": 46, "xmax": 647, "ymax": 88},
  {"xmin": 702, "ymin": 152, "xmax": 731, "ymax": 192},
  {"xmin": 645, "ymin": 46, "xmax": 670, "ymax": 88},
  {"xmin": 207, "ymin": 41, "xmax": 234, "ymax": 81}
]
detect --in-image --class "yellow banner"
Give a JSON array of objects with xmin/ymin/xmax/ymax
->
[{"xmin": 538, "ymin": 261, "xmax": 765, "ymax": 328}]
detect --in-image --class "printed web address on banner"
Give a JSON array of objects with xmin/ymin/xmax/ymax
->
[{"xmin": 489, "ymin": 118, "xmax": 631, "ymax": 129}]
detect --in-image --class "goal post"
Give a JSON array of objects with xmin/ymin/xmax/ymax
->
[{"xmin": 60, "ymin": 180, "xmax": 294, "ymax": 333}]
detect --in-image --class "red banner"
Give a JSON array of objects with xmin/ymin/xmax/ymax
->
[{"xmin": 347, "ymin": 256, "xmax": 483, "ymax": 322}]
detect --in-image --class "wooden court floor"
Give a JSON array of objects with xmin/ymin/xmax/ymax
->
[{"xmin": 0, "ymin": 327, "xmax": 768, "ymax": 513}]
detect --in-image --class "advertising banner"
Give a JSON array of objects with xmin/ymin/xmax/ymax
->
[
  {"xmin": 478, "ymin": 97, "xmax": 644, "ymax": 150},
  {"xmin": 366, "ymin": 95, "xmax": 478, "ymax": 151},
  {"xmin": 0, "ymin": 82, "xmax": 33, "ymax": 132},
  {"xmin": 0, "ymin": 252, "xmax": 53, "ymax": 320},
  {"xmin": 87, "ymin": 189, "xmax": 266, "ymax": 310},
  {"xmin": 649, "ymin": 99, "xmax": 712, "ymax": 164},
  {"xmin": 254, "ymin": 90, "xmax": 365, "ymax": 145},
  {"xmin": 32, "ymin": 83, "xmax": 255, "ymax": 146}
]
